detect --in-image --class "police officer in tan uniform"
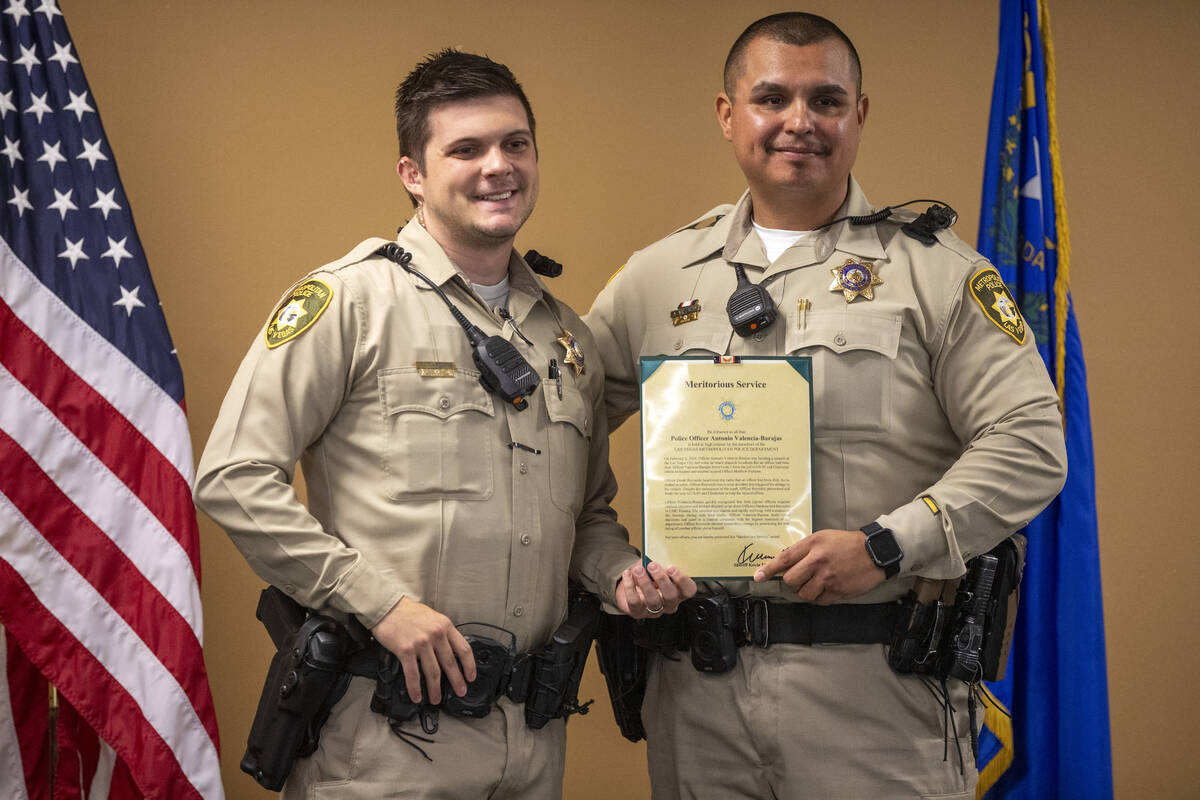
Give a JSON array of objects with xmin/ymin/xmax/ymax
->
[
  {"xmin": 585, "ymin": 13, "xmax": 1067, "ymax": 800},
  {"xmin": 195, "ymin": 50, "xmax": 693, "ymax": 799}
]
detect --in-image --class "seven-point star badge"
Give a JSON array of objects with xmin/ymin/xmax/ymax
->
[
  {"xmin": 829, "ymin": 259, "xmax": 883, "ymax": 302},
  {"xmin": 557, "ymin": 329, "xmax": 585, "ymax": 375}
]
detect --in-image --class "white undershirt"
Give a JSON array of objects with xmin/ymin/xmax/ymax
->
[
  {"xmin": 753, "ymin": 220, "xmax": 812, "ymax": 263},
  {"xmin": 473, "ymin": 276, "xmax": 510, "ymax": 311}
]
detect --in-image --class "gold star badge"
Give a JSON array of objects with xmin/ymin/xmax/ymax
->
[
  {"xmin": 829, "ymin": 259, "xmax": 883, "ymax": 303},
  {"xmin": 558, "ymin": 329, "xmax": 586, "ymax": 375}
]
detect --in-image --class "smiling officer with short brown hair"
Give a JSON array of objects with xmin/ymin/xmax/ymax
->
[{"xmin": 196, "ymin": 49, "xmax": 693, "ymax": 799}]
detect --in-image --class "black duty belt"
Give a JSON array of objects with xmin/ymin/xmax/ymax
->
[
  {"xmin": 638, "ymin": 596, "xmax": 904, "ymax": 652},
  {"xmin": 736, "ymin": 598, "xmax": 903, "ymax": 646}
]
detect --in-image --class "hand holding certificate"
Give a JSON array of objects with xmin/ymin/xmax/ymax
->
[{"xmin": 640, "ymin": 357, "xmax": 814, "ymax": 580}]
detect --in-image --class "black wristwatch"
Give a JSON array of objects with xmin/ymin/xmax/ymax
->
[{"xmin": 861, "ymin": 522, "xmax": 903, "ymax": 579}]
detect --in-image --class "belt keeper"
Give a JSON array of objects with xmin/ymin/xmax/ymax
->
[
  {"xmin": 505, "ymin": 654, "xmax": 535, "ymax": 704},
  {"xmin": 745, "ymin": 598, "xmax": 770, "ymax": 647}
]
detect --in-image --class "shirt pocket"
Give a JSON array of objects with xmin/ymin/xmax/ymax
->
[
  {"xmin": 543, "ymin": 380, "xmax": 592, "ymax": 515},
  {"xmin": 785, "ymin": 310, "xmax": 902, "ymax": 439},
  {"xmin": 642, "ymin": 318, "xmax": 735, "ymax": 358},
  {"xmin": 377, "ymin": 367, "xmax": 496, "ymax": 501}
]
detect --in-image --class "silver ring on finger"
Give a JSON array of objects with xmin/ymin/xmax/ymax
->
[{"xmin": 645, "ymin": 603, "xmax": 665, "ymax": 615}]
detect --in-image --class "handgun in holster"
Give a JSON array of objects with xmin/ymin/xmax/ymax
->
[
  {"xmin": 977, "ymin": 533, "xmax": 1025, "ymax": 681},
  {"xmin": 595, "ymin": 611, "xmax": 651, "ymax": 742},
  {"xmin": 240, "ymin": 586, "xmax": 355, "ymax": 791},
  {"xmin": 889, "ymin": 533, "xmax": 1027, "ymax": 683},
  {"xmin": 522, "ymin": 589, "xmax": 601, "ymax": 729}
]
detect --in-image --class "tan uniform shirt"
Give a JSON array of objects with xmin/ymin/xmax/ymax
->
[
  {"xmin": 195, "ymin": 221, "xmax": 636, "ymax": 652},
  {"xmin": 585, "ymin": 179, "xmax": 1067, "ymax": 603}
]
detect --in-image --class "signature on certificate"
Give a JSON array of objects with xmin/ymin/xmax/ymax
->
[{"xmin": 734, "ymin": 543, "xmax": 774, "ymax": 568}]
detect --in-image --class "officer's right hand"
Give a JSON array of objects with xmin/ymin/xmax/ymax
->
[{"xmin": 371, "ymin": 596, "xmax": 476, "ymax": 705}]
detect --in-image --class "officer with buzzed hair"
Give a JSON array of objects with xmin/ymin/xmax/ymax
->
[
  {"xmin": 586, "ymin": 13, "xmax": 1066, "ymax": 799},
  {"xmin": 196, "ymin": 49, "xmax": 694, "ymax": 799}
]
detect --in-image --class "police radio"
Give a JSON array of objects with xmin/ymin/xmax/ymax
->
[
  {"xmin": 726, "ymin": 263, "xmax": 777, "ymax": 337},
  {"xmin": 375, "ymin": 244, "xmax": 539, "ymax": 410}
]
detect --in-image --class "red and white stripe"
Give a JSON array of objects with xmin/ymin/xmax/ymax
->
[{"xmin": 0, "ymin": 244, "xmax": 223, "ymax": 795}]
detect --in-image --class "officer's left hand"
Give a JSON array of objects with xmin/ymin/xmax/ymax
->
[
  {"xmin": 616, "ymin": 562, "xmax": 697, "ymax": 619},
  {"xmin": 752, "ymin": 529, "xmax": 886, "ymax": 604}
]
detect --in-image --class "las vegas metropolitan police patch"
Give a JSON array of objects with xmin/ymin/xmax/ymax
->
[
  {"xmin": 266, "ymin": 279, "xmax": 333, "ymax": 348},
  {"xmin": 969, "ymin": 267, "xmax": 1026, "ymax": 344}
]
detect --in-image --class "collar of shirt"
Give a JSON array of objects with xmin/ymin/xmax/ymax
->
[
  {"xmin": 394, "ymin": 219, "xmax": 547, "ymax": 308},
  {"xmin": 720, "ymin": 178, "xmax": 890, "ymax": 277}
]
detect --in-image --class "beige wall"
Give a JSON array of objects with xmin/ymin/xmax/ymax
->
[{"xmin": 59, "ymin": 1, "xmax": 1200, "ymax": 797}]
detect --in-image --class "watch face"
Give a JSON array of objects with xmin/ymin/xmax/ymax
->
[{"xmin": 867, "ymin": 532, "xmax": 903, "ymax": 565}]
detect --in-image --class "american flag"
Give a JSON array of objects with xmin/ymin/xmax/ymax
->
[{"xmin": 0, "ymin": 2, "xmax": 223, "ymax": 798}]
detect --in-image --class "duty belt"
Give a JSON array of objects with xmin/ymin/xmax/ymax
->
[
  {"xmin": 736, "ymin": 598, "xmax": 904, "ymax": 646},
  {"xmin": 638, "ymin": 595, "xmax": 904, "ymax": 652}
]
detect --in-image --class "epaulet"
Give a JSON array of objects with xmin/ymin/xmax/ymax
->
[
  {"xmin": 314, "ymin": 236, "xmax": 394, "ymax": 274},
  {"xmin": 670, "ymin": 204, "xmax": 734, "ymax": 236},
  {"xmin": 930, "ymin": 226, "xmax": 982, "ymax": 263}
]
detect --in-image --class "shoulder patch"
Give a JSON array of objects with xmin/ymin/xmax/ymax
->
[
  {"xmin": 969, "ymin": 268, "xmax": 1026, "ymax": 344},
  {"xmin": 265, "ymin": 279, "xmax": 334, "ymax": 349}
]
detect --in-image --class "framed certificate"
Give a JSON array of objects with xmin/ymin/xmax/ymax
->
[{"xmin": 640, "ymin": 356, "xmax": 813, "ymax": 580}]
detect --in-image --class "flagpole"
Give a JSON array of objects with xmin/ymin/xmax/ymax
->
[{"xmin": 48, "ymin": 684, "xmax": 58, "ymax": 799}]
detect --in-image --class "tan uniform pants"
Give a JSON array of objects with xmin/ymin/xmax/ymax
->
[
  {"xmin": 643, "ymin": 644, "xmax": 976, "ymax": 800},
  {"xmin": 284, "ymin": 676, "xmax": 566, "ymax": 799}
]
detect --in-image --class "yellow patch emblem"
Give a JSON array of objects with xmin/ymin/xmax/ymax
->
[
  {"xmin": 265, "ymin": 279, "xmax": 333, "ymax": 348},
  {"xmin": 969, "ymin": 268, "xmax": 1026, "ymax": 344}
]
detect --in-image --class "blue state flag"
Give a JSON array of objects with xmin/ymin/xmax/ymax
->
[{"xmin": 974, "ymin": 1, "xmax": 1112, "ymax": 798}]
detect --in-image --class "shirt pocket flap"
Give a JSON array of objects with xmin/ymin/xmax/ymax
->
[
  {"xmin": 643, "ymin": 317, "xmax": 735, "ymax": 357},
  {"xmin": 543, "ymin": 381, "xmax": 591, "ymax": 438},
  {"xmin": 378, "ymin": 367, "xmax": 495, "ymax": 420},
  {"xmin": 784, "ymin": 310, "xmax": 901, "ymax": 359}
]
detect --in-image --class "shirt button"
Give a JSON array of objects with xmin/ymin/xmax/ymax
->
[
  {"xmin": 520, "ymin": 534, "xmax": 532, "ymax": 545},
  {"xmin": 673, "ymin": 339, "xmax": 683, "ymax": 350},
  {"xmin": 519, "ymin": 463, "xmax": 528, "ymax": 474},
  {"xmin": 439, "ymin": 396, "xmax": 451, "ymax": 410},
  {"xmin": 833, "ymin": 333, "xmax": 847, "ymax": 347},
  {"xmin": 513, "ymin": 605, "xmax": 525, "ymax": 617},
  {"xmin": 753, "ymin": 331, "xmax": 764, "ymax": 342}
]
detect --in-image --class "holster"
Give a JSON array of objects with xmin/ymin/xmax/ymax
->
[
  {"xmin": 888, "ymin": 576, "xmax": 960, "ymax": 675},
  {"xmin": 888, "ymin": 533, "xmax": 1027, "ymax": 683},
  {"xmin": 980, "ymin": 533, "xmax": 1025, "ymax": 681},
  {"xmin": 594, "ymin": 612, "xmax": 650, "ymax": 742},
  {"xmin": 521, "ymin": 589, "xmax": 601, "ymax": 729},
  {"xmin": 241, "ymin": 587, "xmax": 354, "ymax": 791}
]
